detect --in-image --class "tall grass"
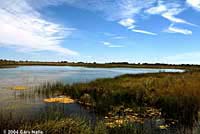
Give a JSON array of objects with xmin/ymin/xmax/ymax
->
[
  {"xmin": 5, "ymin": 71, "xmax": 200, "ymax": 133},
  {"xmin": 0, "ymin": 108, "xmax": 147, "ymax": 134},
  {"xmin": 41, "ymin": 72, "xmax": 200, "ymax": 130}
]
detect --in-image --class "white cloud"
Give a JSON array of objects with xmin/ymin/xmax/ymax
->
[
  {"xmin": 118, "ymin": 18, "xmax": 135, "ymax": 27},
  {"xmin": 187, "ymin": 0, "xmax": 200, "ymax": 11},
  {"xmin": 0, "ymin": 0, "xmax": 78, "ymax": 56},
  {"xmin": 62, "ymin": 0, "xmax": 156, "ymax": 22},
  {"xmin": 102, "ymin": 41, "xmax": 111, "ymax": 46},
  {"xmin": 112, "ymin": 36, "xmax": 126, "ymax": 40},
  {"xmin": 118, "ymin": 18, "xmax": 156, "ymax": 35},
  {"xmin": 114, "ymin": 0, "xmax": 155, "ymax": 20},
  {"xmin": 58, "ymin": 0, "xmax": 199, "ymax": 35},
  {"xmin": 146, "ymin": 4, "xmax": 167, "ymax": 14},
  {"xmin": 108, "ymin": 45, "xmax": 124, "ymax": 48},
  {"xmin": 161, "ymin": 8, "xmax": 196, "ymax": 26},
  {"xmin": 101, "ymin": 41, "xmax": 124, "ymax": 48},
  {"xmin": 165, "ymin": 24, "xmax": 192, "ymax": 35},
  {"xmin": 146, "ymin": 2, "xmax": 196, "ymax": 26},
  {"xmin": 55, "ymin": 0, "xmax": 198, "ymax": 35},
  {"xmin": 127, "ymin": 25, "xmax": 136, "ymax": 29},
  {"xmin": 132, "ymin": 29, "xmax": 157, "ymax": 35}
]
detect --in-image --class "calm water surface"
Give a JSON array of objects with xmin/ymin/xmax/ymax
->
[
  {"xmin": 0, "ymin": 66, "xmax": 183, "ymax": 88},
  {"xmin": 0, "ymin": 66, "xmax": 183, "ymax": 109}
]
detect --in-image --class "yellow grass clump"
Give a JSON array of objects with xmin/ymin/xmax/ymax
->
[
  {"xmin": 44, "ymin": 96, "xmax": 75, "ymax": 104},
  {"xmin": 11, "ymin": 86, "xmax": 27, "ymax": 90},
  {"xmin": 159, "ymin": 124, "xmax": 169, "ymax": 129}
]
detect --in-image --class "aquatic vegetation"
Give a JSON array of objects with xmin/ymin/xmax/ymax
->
[
  {"xmin": 104, "ymin": 107, "xmax": 163, "ymax": 129},
  {"xmin": 44, "ymin": 96, "xmax": 75, "ymax": 104},
  {"xmin": 11, "ymin": 86, "xmax": 27, "ymax": 90},
  {"xmin": 107, "ymin": 123, "xmax": 148, "ymax": 134},
  {"xmin": 159, "ymin": 124, "xmax": 169, "ymax": 129}
]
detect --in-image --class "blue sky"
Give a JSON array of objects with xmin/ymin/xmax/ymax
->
[{"xmin": 0, "ymin": 0, "xmax": 200, "ymax": 64}]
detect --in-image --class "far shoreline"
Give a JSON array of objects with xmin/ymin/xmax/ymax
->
[{"xmin": 0, "ymin": 60, "xmax": 198, "ymax": 71}]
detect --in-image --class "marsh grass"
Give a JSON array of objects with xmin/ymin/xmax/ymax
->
[
  {"xmin": 2, "ymin": 71, "xmax": 200, "ymax": 133},
  {"xmin": 20, "ymin": 116, "xmax": 92, "ymax": 134},
  {"xmin": 34, "ymin": 82, "xmax": 66, "ymax": 97},
  {"xmin": 0, "ymin": 107, "xmax": 147, "ymax": 134},
  {"xmin": 32, "ymin": 71, "xmax": 200, "ymax": 132}
]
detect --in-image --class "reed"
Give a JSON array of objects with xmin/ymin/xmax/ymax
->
[{"xmin": 44, "ymin": 71, "xmax": 200, "ymax": 130}]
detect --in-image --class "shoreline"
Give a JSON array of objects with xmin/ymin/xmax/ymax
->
[{"xmin": 0, "ymin": 62, "xmax": 196, "ymax": 71}]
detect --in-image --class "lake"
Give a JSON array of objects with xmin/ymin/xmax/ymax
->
[
  {"xmin": 0, "ymin": 66, "xmax": 183, "ymax": 88},
  {"xmin": 0, "ymin": 66, "xmax": 184, "ymax": 131}
]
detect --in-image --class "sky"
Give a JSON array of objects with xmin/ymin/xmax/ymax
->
[{"xmin": 0, "ymin": 0, "xmax": 200, "ymax": 64}]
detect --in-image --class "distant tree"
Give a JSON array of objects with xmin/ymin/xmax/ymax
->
[{"xmin": 61, "ymin": 61, "xmax": 68, "ymax": 63}]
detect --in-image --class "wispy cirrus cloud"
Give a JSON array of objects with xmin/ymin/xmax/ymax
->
[
  {"xmin": 0, "ymin": 0, "xmax": 78, "ymax": 55},
  {"xmin": 101, "ymin": 41, "xmax": 124, "ymax": 48},
  {"xmin": 102, "ymin": 41, "xmax": 111, "ymax": 46},
  {"xmin": 63, "ymin": 0, "xmax": 156, "ymax": 20},
  {"xmin": 108, "ymin": 45, "xmax": 124, "ymax": 48},
  {"xmin": 145, "ymin": 0, "xmax": 197, "ymax": 35},
  {"xmin": 132, "ymin": 29, "xmax": 157, "ymax": 35},
  {"xmin": 111, "ymin": 36, "xmax": 126, "ymax": 40},
  {"xmin": 146, "ymin": 3, "xmax": 167, "ymax": 14},
  {"xmin": 162, "ymin": 9, "xmax": 197, "ymax": 26},
  {"xmin": 63, "ymin": 0, "xmax": 157, "ymax": 35},
  {"xmin": 61, "ymin": 0, "xmax": 198, "ymax": 35},
  {"xmin": 118, "ymin": 18, "xmax": 135, "ymax": 28},
  {"xmin": 1, "ymin": 0, "xmax": 198, "ymax": 54},
  {"xmin": 146, "ymin": 1, "xmax": 196, "ymax": 26},
  {"xmin": 165, "ymin": 24, "xmax": 192, "ymax": 35},
  {"xmin": 118, "ymin": 18, "xmax": 157, "ymax": 35}
]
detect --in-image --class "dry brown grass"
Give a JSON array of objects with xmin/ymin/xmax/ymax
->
[{"xmin": 44, "ymin": 96, "xmax": 75, "ymax": 104}]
